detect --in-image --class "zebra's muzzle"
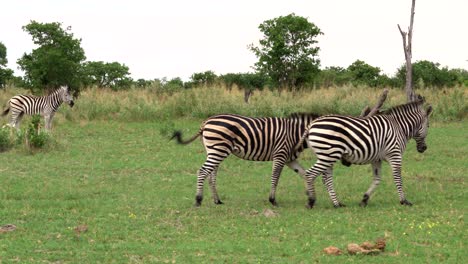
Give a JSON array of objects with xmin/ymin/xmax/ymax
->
[
  {"xmin": 69, "ymin": 100, "xmax": 75, "ymax": 107},
  {"xmin": 417, "ymin": 145, "xmax": 427, "ymax": 153}
]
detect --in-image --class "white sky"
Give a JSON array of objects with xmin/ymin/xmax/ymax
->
[{"xmin": 1, "ymin": 0, "xmax": 467, "ymax": 81}]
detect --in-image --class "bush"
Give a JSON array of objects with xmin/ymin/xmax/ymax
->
[
  {"xmin": 0, "ymin": 126, "xmax": 14, "ymax": 152},
  {"xmin": 24, "ymin": 115, "xmax": 50, "ymax": 149}
]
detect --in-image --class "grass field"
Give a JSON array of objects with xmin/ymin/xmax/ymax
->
[{"xmin": 0, "ymin": 116, "xmax": 466, "ymax": 263}]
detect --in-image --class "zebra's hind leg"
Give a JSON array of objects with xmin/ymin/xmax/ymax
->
[
  {"xmin": 268, "ymin": 157, "xmax": 286, "ymax": 206},
  {"xmin": 208, "ymin": 168, "xmax": 223, "ymax": 205},
  {"xmin": 195, "ymin": 151, "xmax": 227, "ymax": 207},
  {"xmin": 286, "ymin": 160, "xmax": 306, "ymax": 179},
  {"xmin": 195, "ymin": 166, "xmax": 211, "ymax": 207},
  {"xmin": 10, "ymin": 111, "xmax": 24, "ymax": 130},
  {"xmin": 360, "ymin": 160, "xmax": 382, "ymax": 207},
  {"xmin": 304, "ymin": 160, "xmax": 331, "ymax": 209},
  {"xmin": 322, "ymin": 167, "xmax": 345, "ymax": 208}
]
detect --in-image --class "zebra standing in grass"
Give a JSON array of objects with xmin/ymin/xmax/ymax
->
[
  {"xmin": 171, "ymin": 113, "xmax": 320, "ymax": 207},
  {"xmin": 2, "ymin": 85, "xmax": 74, "ymax": 131},
  {"xmin": 302, "ymin": 99, "xmax": 433, "ymax": 208}
]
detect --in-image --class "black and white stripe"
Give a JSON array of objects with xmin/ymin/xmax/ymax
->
[
  {"xmin": 303, "ymin": 99, "xmax": 433, "ymax": 208},
  {"xmin": 2, "ymin": 86, "xmax": 74, "ymax": 131},
  {"xmin": 172, "ymin": 113, "xmax": 319, "ymax": 206}
]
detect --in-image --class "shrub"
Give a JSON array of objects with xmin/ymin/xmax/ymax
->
[
  {"xmin": 0, "ymin": 126, "xmax": 14, "ymax": 152},
  {"xmin": 24, "ymin": 115, "xmax": 50, "ymax": 149}
]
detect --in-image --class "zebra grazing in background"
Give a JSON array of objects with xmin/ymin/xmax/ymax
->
[
  {"xmin": 301, "ymin": 98, "xmax": 433, "ymax": 208},
  {"xmin": 171, "ymin": 113, "xmax": 320, "ymax": 207},
  {"xmin": 2, "ymin": 85, "xmax": 74, "ymax": 131}
]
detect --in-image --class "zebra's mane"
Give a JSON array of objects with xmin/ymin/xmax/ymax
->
[
  {"xmin": 45, "ymin": 86, "xmax": 68, "ymax": 96},
  {"xmin": 381, "ymin": 100, "xmax": 423, "ymax": 115},
  {"xmin": 287, "ymin": 112, "xmax": 321, "ymax": 119}
]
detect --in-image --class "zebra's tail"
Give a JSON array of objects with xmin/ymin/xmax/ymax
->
[
  {"xmin": 291, "ymin": 127, "xmax": 310, "ymax": 156},
  {"xmin": 1, "ymin": 106, "xmax": 9, "ymax": 117},
  {"xmin": 171, "ymin": 130, "xmax": 201, "ymax": 145}
]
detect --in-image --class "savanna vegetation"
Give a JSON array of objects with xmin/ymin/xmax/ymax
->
[
  {"xmin": 0, "ymin": 11, "xmax": 466, "ymax": 264},
  {"xmin": 0, "ymin": 85, "xmax": 466, "ymax": 263}
]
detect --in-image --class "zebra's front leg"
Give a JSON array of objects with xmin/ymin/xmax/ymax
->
[
  {"xmin": 268, "ymin": 158, "xmax": 286, "ymax": 206},
  {"xmin": 322, "ymin": 167, "xmax": 345, "ymax": 208},
  {"xmin": 208, "ymin": 168, "xmax": 223, "ymax": 205},
  {"xmin": 44, "ymin": 113, "xmax": 54, "ymax": 132},
  {"xmin": 304, "ymin": 161, "xmax": 330, "ymax": 209},
  {"xmin": 389, "ymin": 156, "xmax": 412, "ymax": 206},
  {"xmin": 360, "ymin": 160, "xmax": 382, "ymax": 207}
]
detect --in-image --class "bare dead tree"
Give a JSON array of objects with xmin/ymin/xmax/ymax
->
[{"xmin": 398, "ymin": 0, "xmax": 416, "ymax": 102}]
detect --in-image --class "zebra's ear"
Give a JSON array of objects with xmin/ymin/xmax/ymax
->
[
  {"xmin": 415, "ymin": 94, "xmax": 425, "ymax": 103},
  {"xmin": 426, "ymin": 105, "xmax": 433, "ymax": 117}
]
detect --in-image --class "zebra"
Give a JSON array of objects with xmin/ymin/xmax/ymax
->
[
  {"xmin": 2, "ymin": 85, "xmax": 74, "ymax": 131},
  {"xmin": 171, "ymin": 112, "xmax": 320, "ymax": 207},
  {"xmin": 301, "ymin": 99, "xmax": 433, "ymax": 208}
]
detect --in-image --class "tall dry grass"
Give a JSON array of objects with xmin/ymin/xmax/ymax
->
[{"xmin": 0, "ymin": 86, "xmax": 466, "ymax": 124}]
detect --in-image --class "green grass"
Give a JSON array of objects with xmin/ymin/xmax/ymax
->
[{"xmin": 0, "ymin": 119, "xmax": 466, "ymax": 263}]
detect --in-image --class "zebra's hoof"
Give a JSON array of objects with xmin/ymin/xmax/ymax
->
[
  {"xmin": 306, "ymin": 198, "xmax": 316, "ymax": 209},
  {"xmin": 269, "ymin": 197, "xmax": 278, "ymax": 207},
  {"xmin": 214, "ymin": 200, "xmax": 224, "ymax": 205},
  {"xmin": 360, "ymin": 194, "xmax": 369, "ymax": 207},
  {"xmin": 195, "ymin": 195, "xmax": 203, "ymax": 207},
  {"xmin": 400, "ymin": 200, "xmax": 413, "ymax": 206},
  {"xmin": 334, "ymin": 203, "xmax": 346, "ymax": 208}
]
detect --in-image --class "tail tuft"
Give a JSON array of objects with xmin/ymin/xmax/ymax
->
[
  {"xmin": 170, "ymin": 131, "xmax": 183, "ymax": 143},
  {"xmin": 1, "ymin": 107, "xmax": 9, "ymax": 117}
]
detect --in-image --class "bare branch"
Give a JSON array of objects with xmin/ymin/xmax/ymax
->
[{"xmin": 360, "ymin": 89, "xmax": 389, "ymax": 117}]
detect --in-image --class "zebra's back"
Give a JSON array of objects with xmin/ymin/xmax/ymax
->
[
  {"xmin": 307, "ymin": 114, "xmax": 393, "ymax": 164},
  {"xmin": 9, "ymin": 95, "xmax": 45, "ymax": 115},
  {"xmin": 202, "ymin": 114, "xmax": 307, "ymax": 161}
]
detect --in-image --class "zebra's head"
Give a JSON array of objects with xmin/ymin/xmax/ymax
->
[
  {"xmin": 413, "ymin": 104, "xmax": 433, "ymax": 153},
  {"xmin": 60, "ymin": 86, "xmax": 74, "ymax": 107}
]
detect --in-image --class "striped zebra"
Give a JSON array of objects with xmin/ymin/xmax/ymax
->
[
  {"xmin": 302, "ymin": 99, "xmax": 433, "ymax": 208},
  {"xmin": 2, "ymin": 86, "xmax": 74, "ymax": 131},
  {"xmin": 171, "ymin": 113, "xmax": 319, "ymax": 207}
]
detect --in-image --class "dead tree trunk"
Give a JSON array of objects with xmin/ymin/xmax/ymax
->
[
  {"xmin": 244, "ymin": 89, "xmax": 253, "ymax": 104},
  {"xmin": 398, "ymin": 0, "xmax": 416, "ymax": 102}
]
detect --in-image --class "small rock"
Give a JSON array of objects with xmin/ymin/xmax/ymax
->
[
  {"xmin": 323, "ymin": 246, "xmax": 342, "ymax": 255},
  {"xmin": 374, "ymin": 237, "xmax": 386, "ymax": 251},
  {"xmin": 360, "ymin": 241, "xmax": 374, "ymax": 250},
  {"xmin": 0, "ymin": 224, "xmax": 16, "ymax": 233},
  {"xmin": 74, "ymin": 224, "xmax": 88, "ymax": 235},
  {"xmin": 263, "ymin": 209, "xmax": 278, "ymax": 218},
  {"xmin": 347, "ymin": 243, "xmax": 364, "ymax": 255}
]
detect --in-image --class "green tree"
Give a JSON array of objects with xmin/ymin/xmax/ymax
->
[
  {"xmin": 83, "ymin": 61, "xmax": 133, "ymax": 90},
  {"xmin": 0, "ymin": 42, "xmax": 14, "ymax": 88},
  {"xmin": 17, "ymin": 21, "xmax": 86, "ymax": 94},
  {"xmin": 249, "ymin": 13, "xmax": 322, "ymax": 90},
  {"xmin": 220, "ymin": 72, "xmax": 268, "ymax": 103},
  {"xmin": 190, "ymin": 71, "xmax": 218, "ymax": 87},
  {"xmin": 316, "ymin": 66, "xmax": 351, "ymax": 87},
  {"xmin": 347, "ymin": 60, "xmax": 381, "ymax": 87},
  {"xmin": 396, "ymin": 60, "xmax": 462, "ymax": 88}
]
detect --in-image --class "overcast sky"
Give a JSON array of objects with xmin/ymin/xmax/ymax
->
[{"xmin": 1, "ymin": 0, "xmax": 467, "ymax": 80}]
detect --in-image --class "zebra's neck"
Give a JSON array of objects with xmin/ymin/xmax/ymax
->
[
  {"xmin": 47, "ymin": 89, "xmax": 64, "ymax": 110},
  {"xmin": 385, "ymin": 104, "xmax": 423, "ymax": 141}
]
